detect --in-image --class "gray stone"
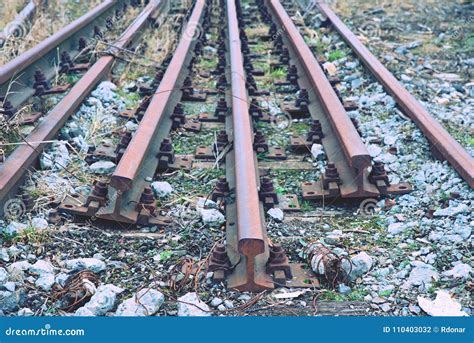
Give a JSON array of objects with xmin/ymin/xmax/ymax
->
[
  {"xmin": 89, "ymin": 161, "xmax": 116, "ymax": 174},
  {"xmin": 452, "ymin": 225, "xmax": 471, "ymax": 239},
  {"xmin": 31, "ymin": 217, "xmax": 48, "ymax": 231},
  {"xmin": 64, "ymin": 258, "xmax": 106, "ymax": 273},
  {"xmin": 310, "ymin": 143, "xmax": 325, "ymax": 159},
  {"xmin": 7, "ymin": 261, "xmax": 31, "ymax": 273},
  {"xmin": 151, "ymin": 181, "xmax": 173, "ymax": 198},
  {"xmin": 177, "ymin": 292, "xmax": 211, "ymax": 317},
  {"xmin": 267, "ymin": 208, "xmax": 284, "ymax": 222},
  {"xmin": 224, "ymin": 300, "xmax": 234, "ymax": 309},
  {"xmin": 217, "ymin": 304, "xmax": 226, "ymax": 311},
  {"xmin": 210, "ymin": 297, "xmax": 223, "ymax": 307},
  {"xmin": 35, "ymin": 273, "xmax": 55, "ymax": 291},
  {"xmin": 29, "ymin": 260, "xmax": 54, "ymax": 275},
  {"xmin": 442, "ymin": 263, "xmax": 472, "ymax": 280},
  {"xmin": 0, "ymin": 268, "xmax": 8, "ymax": 285},
  {"xmin": 4, "ymin": 222, "xmax": 27, "ymax": 235},
  {"xmin": 433, "ymin": 204, "xmax": 469, "ymax": 217},
  {"xmin": 3, "ymin": 282, "xmax": 15, "ymax": 292},
  {"xmin": 349, "ymin": 252, "xmax": 374, "ymax": 279},
  {"xmin": 17, "ymin": 308, "xmax": 34, "ymax": 316},
  {"xmin": 55, "ymin": 273, "xmax": 69, "ymax": 287},
  {"xmin": 387, "ymin": 222, "xmax": 405, "ymax": 235},
  {"xmin": 75, "ymin": 307, "xmax": 96, "ymax": 316},
  {"xmin": 0, "ymin": 248, "xmax": 9, "ymax": 262},
  {"xmin": 115, "ymin": 288, "xmax": 164, "ymax": 316},
  {"xmin": 200, "ymin": 209, "xmax": 225, "ymax": 226},
  {"xmin": 402, "ymin": 261, "xmax": 439, "ymax": 289},
  {"xmin": 40, "ymin": 142, "xmax": 70, "ymax": 170},
  {"xmin": 380, "ymin": 303, "xmax": 391, "ymax": 312},
  {"xmin": 337, "ymin": 284, "xmax": 352, "ymax": 294},
  {"xmin": 77, "ymin": 284, "xmax": 123, "ymax": 316},
  {"xmin": 0, "ymin": 290, "xmax": 19, "ymax": 312}
]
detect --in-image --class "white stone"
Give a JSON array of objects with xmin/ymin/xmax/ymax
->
[
  {"xmin": 7, "ymin": 261, "xmax": 31, "ymax": 273},
  {"xmin": 267, "ymin": 208, "xmax": 284, "ymax": 222},
  {"xmin": 311, "ymin": 144, "xmax": 325, "ymax": 159},
  {"xmin": 89, "ymin": 161, "xmax": 116, "ymax": 174},
  {"xmin": 0, "ymin": 268, "xmax": 8, "ymax": 285},
  {"xmin": 31, "ymin": 217, "xmax": 48, "ymax": 230},
  {"xmin": 0, "ymin": 248, "xmax": 9, "ymax": 262},
  {"xmin": 3, "ymin": 282, "xmax": 15, "ymax": 292},
  {"xmin": 200, "ymin": 209, "xmax": 225, "ymax": 226},
  {"xmin": 350, "ymin": 252, "xmax": 374, "ymax": 279},
  {"xmin": 78, "ymin": 284, "xmax": 124, "ymax": 316},
  {"xmin": 29, "ymin": 260, "xmax": 54, "ymax": 275},
  {"xmin": 224, "ymin": 300, "xmax": 234, "ymax": 309},
  {"xmin": 387, "ymin": 222, "xmax": 407, "ymax": 235},
  {"xmin": 115, "ymin": 288, "xmax": 165, "ymax": 316},
  {"xmin": 18, "ymin": 308, "xmax": 34, "ymax": 316},
  {"xmin": 402, "ymin": 261, "xmax": 439, "ymax": 289},
  {"xmin": 64, "ymin": 258, "xmax": 106, "ymax": 273},
  {"xmin": 75, "ymin": 307, "xmax": 96, "ymax": 316},
  {"xmin": 210, "ymin": 297, "xmax": 223, "ymax": 307},
  {"xmin": 442, "ymin": 263, "xmax": 472, "ymax": 280},
  {"xmin": 367, "ymin": 145, "xmax": 382, "ymax": 158},
  {"xmin": 35, "ymin": 273, "xmax": 55, "ymax": 291},
  {"xmin": 418, "ymin": 290, "xmax": 468, "ymax": 316},
  {"xmin": 433, "ymin": 203, "xmax": 469, "ymax": 217},
  {"xmin": 177, "ymin": 292, "xmax": 211, "ymax": 317},
  {"xmin": 4, "ymin": 222, "xmax": 27, "ymax": 235},
  {"xmin": 151, "ymin": 181, "xmax": 173, "ymax": 198}
]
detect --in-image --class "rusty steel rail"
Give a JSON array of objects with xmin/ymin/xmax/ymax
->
[
  {"xmin": 111, "ymin": 0, "xmax": 206, "ymax": 192},
  {"xmin": 224, "ymin": 0, "xmax": 272, "ymax": 292},
  {"xmin": 266, "ymin": 0, "xmax": 393, "ymax": 199},
  {"xmin": 0, "ymin": 0, "xmax": 122, "ymax": 109},
  {"xmin": 316, "ymin": 2, "xmax": 474, "ymax": 189},
  {"xmin": 0, "ymin": 0, "xmax": 164, "ymax": 214},
  {"xmin": 57, "ymin": 0, "xmax": 206, "ymax": 226}
]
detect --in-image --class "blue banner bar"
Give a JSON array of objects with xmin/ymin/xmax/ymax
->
[{"xmin": 0, "ymin": 317, "xmax": 472, "ymax": 343}]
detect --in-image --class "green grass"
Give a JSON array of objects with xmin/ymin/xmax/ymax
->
[{"xmin": 328, "ymin": 50, "xmax": 346, "ymax": 62}]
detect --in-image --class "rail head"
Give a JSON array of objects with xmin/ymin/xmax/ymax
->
[
  {"xmin": 316, "ymin": 1, "xmax": 474, "ymax": 188},
  {"xmin": 268, "ymin": 0, "xmax": 371, "ymax": 171},
  {"xmin": 110, "ymin": 0, "xmax": 206, "ymax": 192},
  {"xmin": 227, "ymin": 0, "xmax": 266, "ymax": 254}
]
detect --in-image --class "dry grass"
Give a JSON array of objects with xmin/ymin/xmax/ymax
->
[
  {"xmin": 0, "ymin": 0, "xmax": 28, "ymax": 28},
  {"xmin": 0, "ymin": 0, "xmax": 102, "ymax": 66}
]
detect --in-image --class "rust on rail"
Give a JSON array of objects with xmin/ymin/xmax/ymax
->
[{"xmin": 317, "ymin": 2, "xmax": 474, "ymax": 189}]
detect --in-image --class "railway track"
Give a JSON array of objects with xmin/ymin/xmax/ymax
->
[{"xmin": 0, "ymin": 0, "xmax": 472, "ymax": 302}]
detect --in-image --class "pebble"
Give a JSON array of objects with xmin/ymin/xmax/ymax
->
[
  {"xmin": 267, "ymin": 208, "xmax": 284, "ymax": 222},
  {"xmin": 8, "ymin": 261, "xmax": 31, "ymax": 273},
  {"xmin": 337, "ymin": 284, "xmax": 352, "ymax": 294},
  {"xmin": 151, "ymin": 181, "xmax": 173, "ymax": 198},
  {"xmin": 18, "ymin": 308, "xmax": 34, "ymax": 316},
  {"xmin": 4, "ymin": 222, "xmax": 27, "ymax": 235},
  {"xmin": 29, "ymin": 260, "xmax": 54, "ymax": 275},
  {"xmin": 402, "ymin": 261, "xmax": 439, "ymax": 289},
  {"xmin": 210, "ymin": 297, "xmax": 223, "ymax": 307},
  {"xmin": 442, "ymin": 263, "xmax": 472, "ymax": 280},
  {"xmin": 115, "ymin": 289, "xmax": 165, "ymax": 316},
  {"xmin": 0, "ymin": 248, "xmax": 9, "ymax": 262},
  {"xmin": 200, "ymin": 209, "xmax": 225, "ymax": 226},
  {"xmin": 349, "ymin": 252, "xmax": 374, "ymax": 279},
  {"xmin": 89, "ymin": 161, "xmax": 116, "ymax": 174},
  {"xmin": 64, "ymin": 258, "xmax": 106, "ymax": 273},
  {"xmin": 224, "ymin": 300, "xmax": 234, "ymax": 309},
  {"xmin": 0, "ymin": 290, "xmax": 19, "ymax": 313},
  {"xmin": 0, "ymin": 268, "xmax": 8, "ymax": 285},
  {"xmin": 35, "ymin": 274, "xmax": 55, "ymax": 291},
  {"xmin": 76, "ymin": 284, "xmax": 124, "ymax": 316},
  {"xmin": 177, "ymin": 292, "xmax": 211, "ymax": 317},
  {"xmin": 310, "ymin": 143, "xmax": 325, "ymax": 159},
  {"xmin": 31, "ymin": 217, "xmax": 48, "ymax": 230}
]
